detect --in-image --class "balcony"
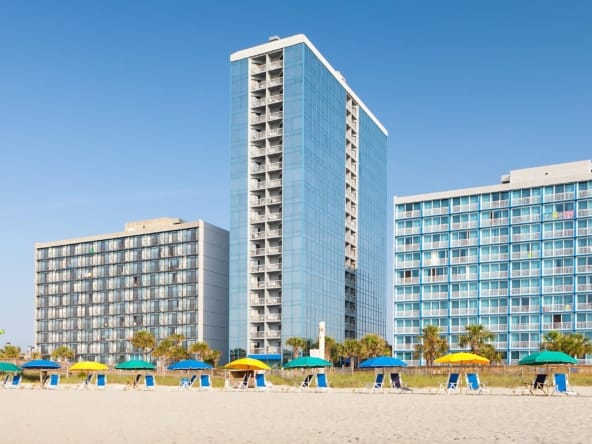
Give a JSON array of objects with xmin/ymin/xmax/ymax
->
[
  {"xmin": 397, "ymin": 260, "xmax": 420, "ymax": 268},
  {"xmin": 266, "ymin": 314, "xmax": 281, "ymax": 322},
  {"xmin": 451, "ymin": 204, "xmax": 478, "ymax": 213},
  {"xmin": 481, "ymin": 218, "xmax": 509, "ymax": 227},
  {"xmin": 250, "ymin": 313, "xmax": 264, "ymax": 322},
  {"xmin": 510, "ymin": 323, "xmax": 539, "ymax": 331},
  {"xmin": 542, "ymin": 285, "xmax": 573, "ymax": 294},
  {"xmin": 510, "ymin": 270, "xmax": 539, "ymax": 278},
  {"xmin": 576, "ymin": 302, "xmax": 592, "ymax": 310},
  {"xmin": 481, "ymin": 235, "xmax": 509, "ymax": 245},
  {"xmin": 542, "ymin": 322, "xmax": 573, "ymax": 330},
  {"xmin": 481, "ymin": 254, "xmax": 509, "ymax": 262},
  {"xmin": 511, "ymin": 233, "xmax": 540, "ymax": 242},
  {"xmin": 577, "ymin": 284, "xmax": 592, "ymax": 292},
  {"xmin": 422, "ymin": 207, "xmax": 449, "ymax": 216},
  {"xmin": 423, "ymin": 224, "xmax": 449, "ymax": 233},
  {"xmin": 267, "ymin": 94, "xmax": 284, "ymax": 105},
  {"xmin": 267, "ymin": 179, "xmax": 282, "ymax": 189},
  {"xmin": 422, "ymin": 291, "xmax": 448, "ymax": 300},
  {"xmin": 396, "ymin": 210, "xmax": 420, "ymax": 219},
  {"xmin": 450, "ymin": 308, "xmax": 477, "ymax": 316},
  {"xmin": 576, "ymin": 321, "xmax": 592, "ymax": 329},
  {"xmin": 450, "ymin": 273, "xmax": 478, "ymax": 282},
  {"xmin": 423, "ymin": 241, "xmax": 449, "ymax": 250},
  {"xmin": 423, "ymin": 275, "xmax": 447, "ymax": 283},
  {"xmin": 397, "ymin": 227, "xmax": 420, "ymax": 236},
  {"xmin": 450, "ymin": 256, "xmax": 478, "ymax": 264},
  {"xmin": 510, "ymin": 341, "xmax": 540, "ymax": 348},
  {"xmin": 266, "ymin": 297, "xmax": 281, "ymax": 305},
  {"xmin": 396, "ymin": 244, "xmax": 420, "ymax": 252},
  {"xmin": 394, "ymin": 343, "xmax": 416, "ymax": 351},
  {"xmin": 480, "ymin": 306, "xmax": 508, "ymax": 314},
  {"xmin": 396, "ymin": 277, "xmax": 420, "ymax": 285},
  {"xmin": 422, "ymin": 309, "xmax": 448, "ymax": 317},
  {"xmin": 395, "ymin": 327, "xmax": 420, "ymax": 334},
  {"xmin": 250, "ymin": 296, "xmax": 265, "ymax": 305},
  {"xmin": 450, "ymin": 222, "xmax": 478, "ymax": 230},
  {"xmin": 510, "ymin": 305, "xmax": 540, "ymax": 313},
  {"xmin": 395, "ymin": 310, "xmax": 419, "ymax": 318},
  {"xmin": 545, "ymin": 192, "xmax": 575, "ymax": 202},
  {"xmin": 450, "ymin": 291, "xmax": 475, "ymax": 299},
  {"xmin": 542, "ymin": 304, "xmax": 572, "ymax": 312},
  {"xmin": 481, "ymin": 200, "xmax": 509, "ymax": 210},
  {"xmin": 480, "ymin": 289, "xmax": 508, "ymax": 297},
  {"xmin": 510, "ymin": 287, "xmax": 539, "ymax": 296},
  {"xmin": 267, "ymin": 229, "xmax": 282, "ymax": 238},
  {"xmin": 543, "ymin": 266, "xmax": 572, "ymax": 275},
  {"xmin": 512, "ymin": 196, "xmax": 541, "ymax": 206},
  {"xmin": 511, "ymin": 215, "xmax": 541, "ymax": 224},
  {"xmin": 450, "ymin": 239, "xmax": 477, "ymax": 247},
  {"xmin": 266, "ymin": 263, "xmax": 281, "ymax": 271},
  {"xmin": 267, "ymin": 246, "xmax": 282, "ymax": 254},
  {"xmin": 481, "ymin": 272, "xmax": 509, "ymax": 280},
  {"xmin": 250, "ymin": 265, "xmax": 265, "ymax": 273}
]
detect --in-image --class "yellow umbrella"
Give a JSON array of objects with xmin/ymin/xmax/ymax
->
[
  {"xmin": 435, "ymin": 352, "xmax": 490, "ymax": 365},
  {"xmin": 224, "ymin": 357, "xmax": 271, "ymax": 371},
  {"xmin": 70, "ymin": 361, "xmax": 109, "ymax": 371}
]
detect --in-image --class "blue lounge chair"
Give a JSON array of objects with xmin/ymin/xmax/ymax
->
[
  {"xmin": 179, "ymin": 375, "xmax": 197, "ymax": 390},
  {"xmin": 96, "ymin": 374, "xmax": 107, "ymax": 389},
  {"xmin": 439, "ymin": 372, "xmax": 460, "ymax": 394},
  {"xmin": 465, "ymin": 373, "xmax": 489, "ymax": 394},
  {"xmin": 199, "ymin": 374, "xmax": 212, "ymax": 391},
  {"xmin": 144, "ymin": 374, "xmax": 156, "ymax": 391},
  {"xmin": 525, "ymin": 374, "xmax": 548, "ymax": 395},
  {"xmin": 366, "ymin": 373, "xmax": 385, "ymax": 392},
  {"xmin": 46, "ymin": 374, "xmax": 60, "ymax": 390},
  {"xmin": 7, "ymin": 374, "xmax": 21, "ymax": 389},
  {"xmin": 255, "ymin": 372, "xmax": 271, "ymax": 391},
  {"xmin": 316, "ymin": 373, "xmax": 330, "ymax": 392},
  {"xmin": 552, "ymin": 373, "xmax": 577, "ymax": 396},
  {"xmin": 390, "ymin": 373, "xmax": 413, "ymax": 393}
]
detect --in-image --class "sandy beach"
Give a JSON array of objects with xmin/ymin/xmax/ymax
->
[{"xmin": 2, "ymin": 384, "xmax": 591, "ymax": 443}]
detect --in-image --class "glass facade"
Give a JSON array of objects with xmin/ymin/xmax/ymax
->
[
  {"xmin": 35, "ymin": 219, "xmax": 229, "ymax": 364},
  {"xmin": 229, "ymin": 36, "xmax": 388, "ymax": 360},
  {"xmin": 393, "ymin": 163, "xmax": 592, "ymax": 364}
]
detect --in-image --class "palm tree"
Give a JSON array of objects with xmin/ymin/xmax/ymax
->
[
  {"xmin": 189, "ymin": 341, "xmax": 211, "ymax": 360},
  {"xmin": 51, "ymin": 345, "xmax": 75, "ymax": 363},
  {"xmin": 285, "ymin": 337, "xmax": 306, "ymax": 359},
  {"xmin": 339, "ymin": 338, "xmax": 362, "ymax": 369},
  {"xmin": 542, "ymin": 331, "xmax": 592, "ymax": 358},
  {"xmin": 131, "ymin": 330, "xmax": 156, "ymax": 360},
  {"xmin": 458, "ymin": 324, "xmax": 494, "ymax": 355},
  {"xmin": 153, "ymin": 334, "xmax": 189, "ymax": 368},
  {"xmin": 359, "ymin": 334, "xmax": 389, "ymax": 359},
  {"xmin": 414, "ymin": 325, "xmax": 448, "ymax": 366}
]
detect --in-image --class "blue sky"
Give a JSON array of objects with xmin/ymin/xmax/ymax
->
[{"xmin": 1, "ymin": 1, "xmax": 590, "ymax": 349}]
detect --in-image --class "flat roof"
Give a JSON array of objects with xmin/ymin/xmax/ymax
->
[
  {"xmin": 35, "ymin": 218, "xmax": 203, "ymax": 248},
  {"xmin": 231, "ymin": 34, "xmax": 388, "ymax": 136},
  {"xmin": 395, "ymin": 160, "xmax": 592, "ymax": 204}
]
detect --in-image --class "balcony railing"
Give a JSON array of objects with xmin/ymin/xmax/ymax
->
[
  {"xmin": 480, "ymin": 306, "xmax": 508, "ymax": 314},
  {"xmin": 510, "ymin": 287, "xmax": 539, "ymax": 295},
  {"xmin": 510, "ymin": 323, "xmax": 539, "ymax": 330},
  {"xmin": 542, "ymin": 322, "xmax": 572, "ymax": 330},
  {"xmin": 396, "ymin": 210, "xmax": 420, "ymax": 219},
  {"xmin": 510, "ymin": 305, "xmax": 540, "ymax": 313},
  {"xmin": 422, "ymin": 309, "xmax": 448, "ymax": 317}
]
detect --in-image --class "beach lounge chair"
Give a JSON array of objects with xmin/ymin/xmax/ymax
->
[
  {"xmin": 79, "ymin": 374, "xmax": 93, "ymax": 389},
  {"xmin": 552, "ymin": 373, "xmax": 577, "ymax": 396},
  {"xmin": 96, "ymin": 374, "xmax": 107, "ymax": 390},
  {"xmin": 144, "ymin": 374, "xmax": 156, "ymax": 390},
  {"xmin": 525, "ymin": 374, "xmax": 548, "ymax": 395},
  {"xmin": 46, "ymin": 374, "xmax": 60, "ymax": 390},
  {"xmin": 199, "ymin": 374, "xmax": 212, "ymax": 391},
  {"xmin": 316, "ymin": 373, "xmax": 330, "ymax": 392},
  {"xmin": 465, "ymin": 373, "xmax": 489, "ymax": 394},
  {"xmin": 1, "ymin": 374, "xmax": 9, "ymax": 387},
  {"xmin": 439, "ymin": 372, "xmax": 460, "ymax": 394},
  {"xmin": 7, "ymin": 374, "xmax": 21, "ymax": 389},
  {"xmin": 390, "ymin": 373, "xmax": 413, "ymax": 393},
  {"xmin": 296, "ymin": 374, "xmax": 314, "ymax": 391},
  {"xmin": 255, "ymin": 372, "xmax": 271, "ymax": 391},
  {"xmin": 234, "ymin": 372, "xmax": 250, "ymax": 390},
  {"xmin": 366, "ymin": 373, "xmax": 385, "ymax": 393}
]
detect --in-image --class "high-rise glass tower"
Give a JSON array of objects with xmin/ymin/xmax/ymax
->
[
  {"xmin": 393, "ymin": 161, "xmax": 592, "ymax": 364},
  {"xmin": 229, "ymin": 35, "xmax": 388, "ymax": 361}
]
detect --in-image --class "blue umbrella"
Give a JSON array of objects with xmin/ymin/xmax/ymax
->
[
  {"xmin": 22, "ymin": 359, "xmax": 61, "ymax": 369},
  {"xmin": 167, "ymin": 359, "xmax": 212, "ymax": 370},
  {"xmin": 359, "ymin": 356, "xmax": 408, "ymax": 368}
]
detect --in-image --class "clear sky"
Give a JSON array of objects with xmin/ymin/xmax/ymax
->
[{"xmin": 1, "ymin": 1, "xmax": 590, "ymax": 350}]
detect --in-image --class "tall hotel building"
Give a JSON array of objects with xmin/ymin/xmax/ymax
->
[
  {"xmin": 229, "ymin": 35, "xmax": 388, "ymax": 360},
  {"xmin": 34, "ymin": 218, "xmax": 229, "ymax": 364},
  {"xmin": 393, "ymin": 161, "xmax": 592, "ymax": 364}
]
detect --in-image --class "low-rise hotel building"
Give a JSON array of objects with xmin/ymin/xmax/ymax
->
[
  {"xmin": 393, "ymin": 161, "xmax": 592, "ymax": 364},
  {"xmin": 34, "ymin": 218, "xmax": 229, "ymax": 364}
]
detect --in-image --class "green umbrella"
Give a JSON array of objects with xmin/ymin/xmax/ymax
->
[
  {"xmin": 518, "ymin": 350, "xmax": 577, "ymax": 366},
  {"xmin": 0, "ymin": 362, "xmax": 22, "ymax": 372},
  {"xmin": 283, "ymin": 356, "xmax": 332, "ymax": 369},
  {"xmin": 115, "ymin": 359, "xmax": 156, "ymax": 370}
]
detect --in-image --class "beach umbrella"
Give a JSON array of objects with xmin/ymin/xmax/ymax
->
[
  {"xmin": 70, "ymin": 361, "xmax": 109, "ymax": 372},
  {"xmin": 22, "ymin": 359, "xmax": 61, "ymax": 369},
  {"xmin": 168, "ymin": 359, "xmax": 212, "ymax": 370},
  {"xmin": 115, "ymin": 359, "xmax": 156, "ymax": 370},
  {"xmin": 22, "ymin": 359, "xmax": 61, "ymax": 383},
  {"xmin": 283, "ymin": 356, "xmax": 332, "ymax": 369},
  {"xmin": 0, "ymin": 362, "xmax": 22, "ymax": 372},
  {"xmin": 224, "ymin": 357, "xmax": 270, "ymax": 371},
  {"xmin": 435, "ymin": 352, "xmax": 490, "ymax": 365},
  {"xmin": 359, "ymin": 356, "xmax": 408, "ymax": 368},
  {"xmin": 518, "ymin": 351, "xmax": 577, "ymax": 366}
]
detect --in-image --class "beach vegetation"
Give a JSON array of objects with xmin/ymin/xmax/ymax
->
[
  {"xmin": 337, "ymin": 339, "xmax": 363, "ymax": 369},
  {"xmin": 131, "ymin": 330, "xmax": 157, "ymax": 360},
  {"xmin": 359, "ymin": 334, "xmax": 391, "ymax": 359},
  {"xmin": 312, "ymin": 336, "xmax": 339, "ymax": 362},
  {"xmin": 414, "ymin": 325, "xmax": 448, "ymax": 366}
]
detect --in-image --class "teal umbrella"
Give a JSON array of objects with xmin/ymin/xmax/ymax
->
[
  {"xmin": 283, "ymin": 356, "xmax": 332, "ymax": 369},
  {"xmin": 115, "ymin": 359, "xmax": 156, "ymax": 370},
  {"xmin": 0, "ymin": 362, "xmax": 22, "ymax": 372},
  {"xmin": 518, "ymin": 351, "xmax": 577, "ymax": 366}
]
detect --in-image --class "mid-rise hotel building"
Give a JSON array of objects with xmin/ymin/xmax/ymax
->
[
  {"xmin": 34, "ymin": 218, "xmax": 229, "ymax": 364},
  {"xmin": 229, "ymin": 35, "xmax": 388, "ymax": 360},
  {"xmin": 393, "ymin": 161, "xmax": 592, "ymax": 364}
]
